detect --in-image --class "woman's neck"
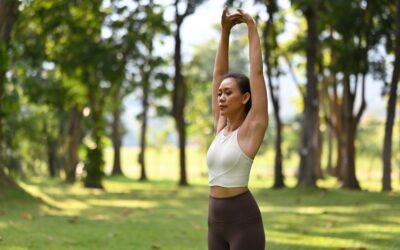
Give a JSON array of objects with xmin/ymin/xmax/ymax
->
[{"xmin": 224, "ymin": 113, "xmax": 245, "ymax": 132}]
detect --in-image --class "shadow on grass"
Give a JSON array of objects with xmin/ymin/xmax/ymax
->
[
  {"xmin": 1, "ymin": 177, "xmax": 399, "ymax": 250},
  {"xmin": 253, "ymin": 187, "xmax": 400, "ymax": 250}
]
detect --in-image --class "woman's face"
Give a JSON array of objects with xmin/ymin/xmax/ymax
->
[{"xmin": 218, "ymin": 77, "xmax": 247, "ymax": 116}]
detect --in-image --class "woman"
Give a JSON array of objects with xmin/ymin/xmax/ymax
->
[{"xmin": 206, "ymin": 7, "xmax": 268, "ymax": 250}]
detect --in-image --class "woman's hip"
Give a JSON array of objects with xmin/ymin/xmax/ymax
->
[{"xmin": 208, "ymin": 190, "xmax": 262, "ymax": 225}]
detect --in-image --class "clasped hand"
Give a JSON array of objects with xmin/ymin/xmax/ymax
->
[{"xmin": 221, "ymin": 7, "xmax": 254, "ymax": 30}]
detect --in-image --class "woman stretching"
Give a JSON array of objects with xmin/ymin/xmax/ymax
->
[{"xmin": 206, "ymin": 7, "xmax": 268, "ymax": 250}]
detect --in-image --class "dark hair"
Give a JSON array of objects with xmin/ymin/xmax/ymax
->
[{"xmin": 222, "ymin": 72, "xmax": 252, "ymax": 115}]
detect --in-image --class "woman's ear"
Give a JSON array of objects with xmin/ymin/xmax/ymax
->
[{"xmin": 242, "ymin": 92, "xmax": 250, "ymax": 105}]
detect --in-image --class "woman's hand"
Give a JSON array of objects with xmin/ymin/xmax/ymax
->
[
  {"xmin": 221, "ymin": 6, "xmax": 243, "ymax": 31},
  {"xmin": 237, "ymin": 8, "xmax": 255, "ymax": 26}
]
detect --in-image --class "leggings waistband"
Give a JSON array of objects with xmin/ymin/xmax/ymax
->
[{"xmin": 209, "ymin": 190, "xmax": 250, "ymax": 200}]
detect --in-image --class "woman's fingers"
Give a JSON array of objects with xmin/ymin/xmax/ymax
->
[
  {"xmin": 227, "ymin": 12, "xmax": 242, "ymax": 23},
  {"xmin": 221, "ymin": 7, "xmax": 246, "ymax": 28},
  {"xmin": 235, "ymin": 8, "xmax": 253, "ymax": 24},
  {"xmin": 227, "ymin": 12, "xmax": 241, "ymax": 18},
  {"xmin": 222, "ymin": 6, "xmax": 228, "ymax": 16}
]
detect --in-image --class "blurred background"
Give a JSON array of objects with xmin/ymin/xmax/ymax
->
[
  {"xmin": 0, "ymin": 0, "xmax": 399, "ymax": 191},
  {"xmin": 1, "ymin": 1, "xmax": 400, "ymax": 249}
]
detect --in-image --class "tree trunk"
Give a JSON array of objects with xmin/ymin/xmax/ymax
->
[
  {"xmin": 111, "ymin": 102, "xmax": 123, "ymax": 176},
  {"xmin": 66, "ymin": 106, "xmax": 81, "ymax": 183},
  {"xmin": 326, "ymin": 125, "xmax": 334, "ymax": 175},
  {"xmin": 382, "ymin": 0, "xmax": 400, "ymax": 191},
  {"xmin": 341, "ymin": 123, "xmax": 360, "ymax": 189},
  {"xmin": 323, "ymin": 44, "xmax": 342, "ymax": 178},
  {"xmin": 84, "ymin": 85, "xmax": 104, "ymax": 189},
  {"xmin": 138, "ymin": 74, "xmax": 149, "ymax": 181},
  {"xmin": 47, "ymin": 136, "xmax": 58, "ymax": 177},
  {"xmin": 340, "ymin": 75, "xmax": 363, "ymax": 189},
  {"xmin": 0, "ymin": 167, "xmax": 15, "ymax": 187},
  {"xmin": 262, "ymin": 0, "xmax": 285, "ymax": 189},
  {"xmin": 297, "ymin": 0, "xmax": 319, "ymax": 188},
  {"xmin": 315, "ymin": 126, "xmax": 323, "ymax": 179},
  {"xmin": 44, "ymin": 118, "xmax": 58, "ymax": 178},
  {"xmin": 273, "ymin": 118, "xmax": 284, "ymax": 188},
  {"xmin": 321, "ymin": 72, "xmax": 334, "ymax": 176},
  {"xmin": 331, "ymin": 76, "xmax": 343, "ymax": 179},
  {"xmin": 173, "ymin": 5, "xmax": 188, "ymax": 186},
  {"xmin": 0, "ymin": 0, "xmax": 19, "ymax": 176}
]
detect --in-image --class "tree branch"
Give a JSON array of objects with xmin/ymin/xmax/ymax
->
[
  {"xmin": 281, "ymin": 52, "xmax": 305, "ymax": 98},
  {"xmin": 355, "ymin": 73, "xmax": 367, "ymax": 126}
]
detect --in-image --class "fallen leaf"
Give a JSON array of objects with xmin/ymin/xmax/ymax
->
[
  {"xmin": 300, "ymin": 230, "xmax": 308, "ymax": 235},
  {"xmin": 151, "ymin": 243, "xmax": 161, "ymax": 249},
  {"xmin": 325, "ymin": 221, "xmax": 335, "ymax": 229},
  {"xmin": 21, "ymin": 212, "xmax": 32, "ymax": 221},
  {"xmin": 192, "ymin": 222, "xmax": 201, "ymax": 230},
  {"xmin": 120, "ymin": 208, "xmax": 132, "ymax": 217},
  {"xmin": 93, "ymin": 214, "xmax": 107, "ymax": 221},
  {"xmin": 68, "ymin": 216, "xmax": 79, "ymax": 224}
]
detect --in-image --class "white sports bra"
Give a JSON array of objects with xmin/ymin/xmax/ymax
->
[{"xmin": 206, "ymin": 128, "xmax": 253, "ymax": 187}]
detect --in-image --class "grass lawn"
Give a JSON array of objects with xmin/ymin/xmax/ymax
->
[{"xmin": 0, "ymin": 176, "xmax": 399, "ymax": 250}]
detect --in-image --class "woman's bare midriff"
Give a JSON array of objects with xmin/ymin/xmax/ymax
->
[{"xmin": 209, "ymin": 186, "xmax": 249, "ymax": 198}]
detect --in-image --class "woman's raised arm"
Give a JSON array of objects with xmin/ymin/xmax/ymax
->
[
  {"xmin": 212, "ymin": 7, "xmax": 242, "ymax": 132},
  {"xmin": 239, "ymin": 9, "xmax": 268, "ymax": 128},
  {"xmin": 236, "ymin": 9, "xmax": 268, "ymax": 158}
]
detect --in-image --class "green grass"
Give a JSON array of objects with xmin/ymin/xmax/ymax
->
[{"xmin": 1, "ymin": 176, "xmax": 399, "ymax": 250}]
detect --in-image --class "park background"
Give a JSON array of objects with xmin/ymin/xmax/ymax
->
[{"xmin": 0, "ymin": 0, "xmax": 400, "ymax": 249}]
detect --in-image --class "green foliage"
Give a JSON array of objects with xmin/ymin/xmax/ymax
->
[
  {"xmin": 84, "ymin": 146, "xmax": 105, "ymax": 188},
  {"xmin": 2, "ymin": 0, "xmax": 398, "ymax": 192},
  {"xmin": 185, "ymin": 41, "xmax": 215, "ymax": 147},
  {"xmin": 0, "ymin": 41, "xmax": 8, "ymax": 73},
  {"xmin": 8, "ymin": 0, "xmax": 127, "ymax": 184}
]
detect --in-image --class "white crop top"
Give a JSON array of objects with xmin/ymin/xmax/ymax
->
[{"xmin": 206, "ymin": 128, "xmax": 253, "ymax": 187}]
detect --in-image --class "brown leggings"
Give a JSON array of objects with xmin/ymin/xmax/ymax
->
[{"xmin": 208, "ymin": 191, "xmax": 265, "ymax": 250}]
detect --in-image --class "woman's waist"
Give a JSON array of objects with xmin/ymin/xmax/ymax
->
[{"xmin": 209, "ymin": 186, "xmax": 249, "ymax": 198}]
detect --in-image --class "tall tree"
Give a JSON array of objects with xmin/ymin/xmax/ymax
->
[
  {"xmin": 172, "ymin": 0, "xmax": 205, "ymax": 186},
  {"xmin": 15, "ymin": 0, "xmax": 111, "ymax": 187},
  {"xmin": 382, "ymin": 0, "xmax": 400, "ymax": 191},
  {"xmin": 58, "ymin": 2, "xmax": 111, "ymax": 188},
  {"xmin": 106, "ymin": 0, "xmax": 169, "ymax": 179},
  {"xmin": 293, "ymin": 0, "xmax": 320, "ymax": 188},
  {"xmin": 261, "ymin": 0, "xmax": 285, "ymax": 188},
  {"xmin": 0, "ymin": 0, "xmax": 19, "ymax": 183},
  {"xmin": 137, "ymin": 2, "xmax": 169, "ymax": 181},
  {"xmin": 105, "ymin": 0, "xmax": 145, "ymax": 176},
  {"xmin": 320, "ymin": 32, "xmax": 342, "ymax": 178},
  {"xmin": 67, "ymin": 105, "xmax": 82, "ymax": 182},
  {"xmin": 318, "ymin": 0, "xmax": 391, "ymax": 189}
]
